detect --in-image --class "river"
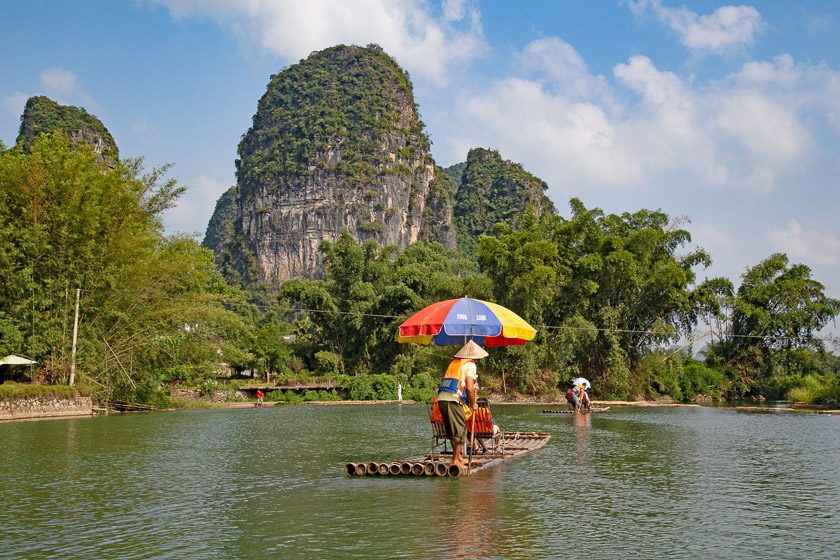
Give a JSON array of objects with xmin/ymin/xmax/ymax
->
[{"xmin": 1, "ymin": 404, "xmax": 838, "ymax": 559}]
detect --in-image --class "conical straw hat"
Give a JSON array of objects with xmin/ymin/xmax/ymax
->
[{"xmin": 453, "ymin": 340, "xmax": 489, "ymax": 360}]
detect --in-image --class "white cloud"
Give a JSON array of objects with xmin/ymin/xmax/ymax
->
[
  {"xmin": 628, "ymin": 0, "xmax": 765, "ymax": 55},
  {"xmin": 2, "ymin": 69, "xmax": 100, "ymax": 122},
  {"xmin": 442, "ymin": 0, "xmax": 466, "ymax": 22},
  {"xmin": 39, "ymin": 67, "xmax": 99, "ymax": 110},
  {"xmin": 166, "ymin": 174, "xmax": 232, "ymax": 235},
  {"xmin": 692, "ymin": 224, "xmax": 734, "ymax": 255},
  {"xmin": 147, "ymin": 0, "xmax": 484, "ymax": 82},
  {"xmin": 458, "ymin": 77, "xmax": 642, "ymax": 187},
  {"xmin": 767, "ymin": 219, "xmax": 840, "ymax": 266},
  {"xmin": 130, "ymin": 118, "xmax": 157, "ymax": 141},
  {"xmin": 729, "ymin": 54, "xmax": 840, "ymax": 129},
  {"xmin": 447, "ymin": 41, "xmax": 829, "ymax": 198},
  {"xmin": 40, "ymin": 67, "xmax": 78, "ymax": 95},
  {"xmin": 709, "ymin": 90, "xmax": 811, "ymax": 191},
  {"xmin": 519, "ymin": 37, "xmax": 616, "ymax": 109},
  {"xmin": 2, "ymin": 91, "xmax": 29, "ymax": 117}
]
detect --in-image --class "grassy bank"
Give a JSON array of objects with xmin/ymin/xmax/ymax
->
[{"xmin": 0, "ymin": 382, "xmax": 83, "ymax": 400}]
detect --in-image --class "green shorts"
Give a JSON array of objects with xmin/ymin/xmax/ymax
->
[{"xmin": 438, "ymin": 399, "xmax": 467, "ymax": 444}]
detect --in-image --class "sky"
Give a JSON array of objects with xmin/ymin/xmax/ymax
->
[{"xmin": 2, "ymin": 0, "xmax": 840, "ymax": 335}]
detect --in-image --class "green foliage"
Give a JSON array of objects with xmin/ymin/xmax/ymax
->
[
  {"xmin": 0, "ymin": 381, "xmax": 82, "ymax": 399},
  {"xmin": 346, "ymin": 376, "xmax": 375, "ymax": 400},
  {"xmin": 202, "ymin": 185, "xmax": 238, "ymax": 259},
  {"xmin": 443, "ymin": 161, "xmax": 466, "ymax": 187},
  {"xmin": 300, "ymin": 389, "xmax": 342, "ymax": 401},
  {"xmin": 0, "ymin": 133, "xmax": 247, "ymax": 403},
  {"xmin": 631, "ymin": 353, "xmax": 683, "ymax": 400},
  {"xmin": 705, "ymin": 253, "xmax": 840, "ymax": 398},
  {"xmin": 454, "ymin": 148, "xmax": 555, "ymax": 251},
  {"xmin": 315, "ymin": 350, "xmax": 343, "ymax": 374},
  {"xmin": 680, "ymin": 360, "xmax": 726, "ymax": 401},
  {"xmin": 16, "ymin": 96, "xmax": 119, "ymax": 166},
  {"xmin": 0, "ymin": 311, "xmax": 24, "ymax": 356},
  {"xmin": 279, "ymin": 229, "xmax": 481, "ymax": 377},
  {"xmin": 266, "ymin": 389, "xmax": 304, "ymax": 404},
  {"xmin": 345, "ymin": 373, "xmax": 398, "ymax": 400},
  {"xmin": 237, "ymin": 44, "xmax": 430, "ymax": 195}
]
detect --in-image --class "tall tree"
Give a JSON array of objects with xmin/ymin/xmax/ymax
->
[
  {"xmin": 710, "ymin": 253, "xmax": 840, "ymax": 391},
  {"xmin": 0, "ymin": 133, "xmax": 243, "ymax": 400}
]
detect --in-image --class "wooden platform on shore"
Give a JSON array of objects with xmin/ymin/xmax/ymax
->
[
  {"xmin": 344, "ymin": 431, "xmax": 551, "ymax": 478},
  {"xmin": 542, "ymin": 406, "xmax": 611, "ymax": 414}
]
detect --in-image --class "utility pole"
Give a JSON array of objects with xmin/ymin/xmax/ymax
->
[{"xmin": 69, "ymin": 288, "xmax": 80, "ymax": 386}]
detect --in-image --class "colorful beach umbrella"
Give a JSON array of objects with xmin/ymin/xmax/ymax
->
[{"xmin": 397, "ymin": 297, "xmax": 536, "ymax": 347}]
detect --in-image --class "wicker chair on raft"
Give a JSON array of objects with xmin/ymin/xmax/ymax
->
[{"xmin": 427, "ymin": 397, "xmax": 504, "ymax": 457}]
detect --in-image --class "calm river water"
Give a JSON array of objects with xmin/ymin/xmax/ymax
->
[{"xmin": 1, "ymin": 404, "xmax": 838, "ymax": 559}]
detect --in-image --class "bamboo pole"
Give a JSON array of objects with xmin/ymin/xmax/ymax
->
[{"xmin": 69, "ymin": 288, "xmax": 80, "ymax": 386}]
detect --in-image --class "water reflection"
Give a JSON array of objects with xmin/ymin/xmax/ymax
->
[
  {"xmin": 432, "ymin": 470, "xmax": 502, "ymax": 559},
  {"xmin": 571, "ymin": 411, "xmax": 591, "ymax": 463}
]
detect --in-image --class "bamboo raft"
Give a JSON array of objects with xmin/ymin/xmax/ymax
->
[
  {"xmin": 343, "ymin": 431, "xmax": 551, "ymax": 478},
  {"xmin": 542, "ymin": 406, "xmax": 611, "ymax": 414}
]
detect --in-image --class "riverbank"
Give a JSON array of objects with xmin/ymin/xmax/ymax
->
[
  {"xmin": 205, "ymin": 399, "xmax": 417, "ymax": 408},
  {"xmin": 201, "ymin": 397, "xmax": 839, "ymax": 415},
  {"xmin": 0, "ymin": 395, "xmax": 93, "ymax": 422}
]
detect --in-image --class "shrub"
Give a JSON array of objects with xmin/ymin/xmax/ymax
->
[
  {"xmin": 266, "ymin": 389, "xmax": 303, "ymax": 404},
  {"xmin": 680, "ymin": 360, "xmax": 725, "ymax": 401},
  {"xmin": 346, "ymin": 374, "xmax": 399, "ymax": 400},
  {"xmin": 315, "ymin": 351, "xmax": 343, "ymax": 375},
  {"xmin": 370, "ymin": 374, "xmax": 397, "ymax": 400},
  {"xmin": 404, "ymin": 385, "xmax": 436, "ymax": 402},
  {"xmin": 346, "ymin": 376, "xmax": 374, "ymax": 400},
  {"xmin": 819, "ymin": 375, "xmax": 840, "ymax": 407},
  {"xmin": 197, "ymin": 379, "xmax": 220, "ymax": 398},
  {"xmin": 0, "ymin": 382, "xmax": 81, "ymax": 400},
  {"xmin": 302, "ymin": 389, "xmax": 341, "ymax": 402}
]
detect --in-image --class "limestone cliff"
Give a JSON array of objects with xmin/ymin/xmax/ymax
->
[
  {"xmin": 214, "ymin": 44, "xmax": 456, "ymax": 284},
  {"xmin": 16, "ymin": 96, "xmax": 119, "ymax": 167}
]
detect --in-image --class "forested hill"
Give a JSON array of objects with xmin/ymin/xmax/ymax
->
[
  {"xmin": 451, "ymin": 147, "xmax": 556, "ymax": 250},
  {"xmin": 16, "ymin": 96, "xmax": 119, "ymax": 168},
  {"xmin": 205, "ymin": 43, "xmax": 457, "ymax": 285}
]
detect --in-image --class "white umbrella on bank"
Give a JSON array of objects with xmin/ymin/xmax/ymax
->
[{"xmin": 0, "ymin": 354, "xmax": 37, "ymax": 366}]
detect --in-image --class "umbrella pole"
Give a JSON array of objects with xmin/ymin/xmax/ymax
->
[{"xmin": 468, "ymin": 409, "xmax": 476, "ymax": 470}]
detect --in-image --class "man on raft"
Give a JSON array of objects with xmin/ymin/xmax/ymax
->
[
  {"xmin": 566, "ymin": 381, "xmax": 591, "ymax": 412},
  {"xmin": 437, "ymin": 340, "xmax": 487, "ymax": 470}
]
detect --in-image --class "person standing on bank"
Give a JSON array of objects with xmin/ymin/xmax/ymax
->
[{"xmin": 437, "ymin": 340, "xmax": 488, "ymax": 470}]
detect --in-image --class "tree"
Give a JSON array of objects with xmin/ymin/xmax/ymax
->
[
  {"xmin": 0, "ymin": 133, "xmax": 244, "ymax": 401},
  {"xmin": 710, "ymin": 253, "xmax": 840, "ymax": 392},
  {"xmin": 472, "ymin": 198, "xmax": 724, "ymax": 397}
]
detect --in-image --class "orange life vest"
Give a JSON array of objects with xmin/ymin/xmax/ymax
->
[{"xmin": 439, "ymin": 358, "xmax": 474, "ymax": 404}]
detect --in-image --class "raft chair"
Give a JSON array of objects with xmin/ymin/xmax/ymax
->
[
  {"xmin": 428, "ymin": 398, "xmax": 504, "ymax": 457},
  {"xmin": 467, "ymin": 397, "xmax": 504, "ymax": 455},
  {"xmin": 428, "ymin": 400, "xmax": 451, "ymax": 457}
]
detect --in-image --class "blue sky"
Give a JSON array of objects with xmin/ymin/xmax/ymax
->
[{"xmin": 2, "ymin": 0, "xmax": 840, "ymax": 335}]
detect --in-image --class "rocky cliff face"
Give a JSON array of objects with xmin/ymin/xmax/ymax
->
[
  {"xmin": 16, "ymin": 96, "xmax": 119, "ymax": 167},
  {"xmin": 213, "ymin": 44, "xmax": 456, "ymax": 284}
]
